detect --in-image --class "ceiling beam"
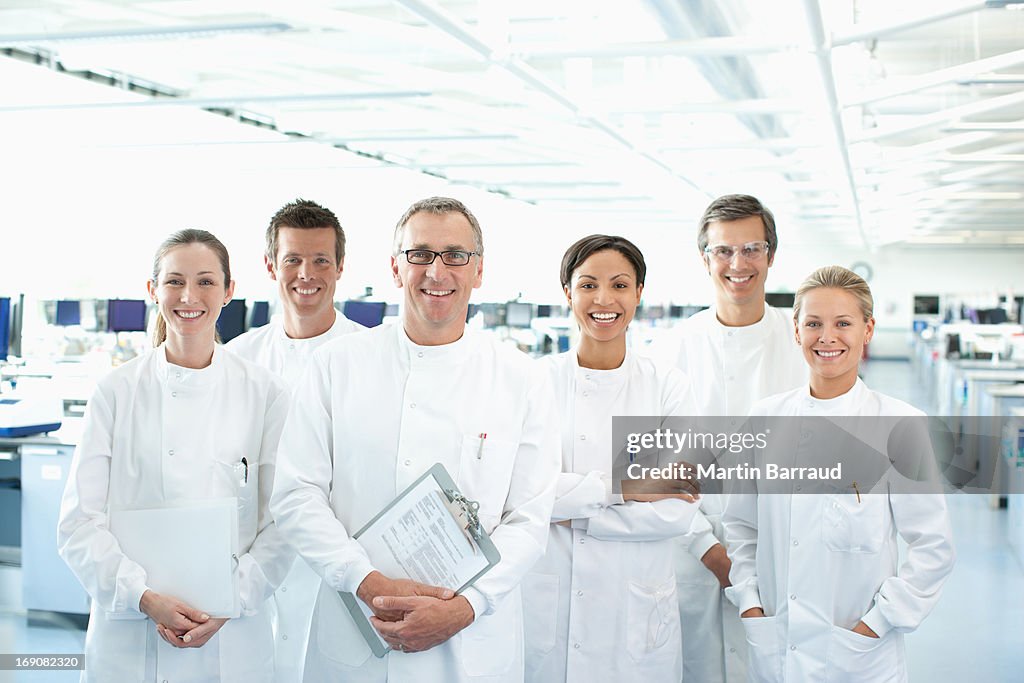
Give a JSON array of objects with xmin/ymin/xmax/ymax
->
[
  {"xmin": 844, "ymin": 48, "xmax": 1024, "ymax": 107},
  {"xmin": 850, "ymin": 88, "xmax": 1024, "ymax": 142},
  {"xmin": 391, "ymin": 0, "xmax": 710, "ymax": 203},
  {"xmin": 0, "ymin": 90, "xmax": 432, "ymax": 113},
  {"xmin": 831, "ymin": 2, "xmax": 989, "ymax": 47},
  {"xmin": 515, "ymin": 37, "xmax": 803, "ymax": 60},
  {"xmin": 803, "ymin": 0, "xmax": 869, "ymax": 250},
  {"xmin": 0, "ymin": 22, "xmax": 292, "ymax": 45}
]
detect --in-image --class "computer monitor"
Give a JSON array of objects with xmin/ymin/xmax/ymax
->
[
  {"xmin": 479, "ymin": 303, "xmax": 505, "ymax": 328},
  {"xmin": 536, "ymin": 305, "xmax": 553, "ymax": 318},
  {"xmin": 0, "ymin": 298, "xmax": 9, "ymax": 360},
  {"xmin": 466, "ymin": 303, "xmax": 478, "ymax": 323},
  {"xmin": 765, "ymin": 292, "xmax": 796, "ymax": 309},
  {"xmin": 505, "ymin": 302, "xmax": 533, "ymax": 328},
  {"xmin": 913, "ymin": 295, "xmax": 940, "ymax": 315},
  {"xmin": 343, "ymin": 301, "xmax": 387, "ymax": 328},
  {"xmin": 977, "ymin": 308, "xmax": 1008, "ymax": 325},
  {"xmin": 107, "ymin": 299, "xmax": 148, "ymax": 333},
  {"xmin": 217, "ymin": 299, "xmax": 247, "ymax": 342},
  {"xmin": 643, "ymin": 305, "xmax": 665, "ymax": 320},
  {"xmin": 55, "ymin": 300, "xmax": 82, "ymax": 326},
  {"xmin": 249, "ymin": 301, "xmax": 270, "ymax": 329}
]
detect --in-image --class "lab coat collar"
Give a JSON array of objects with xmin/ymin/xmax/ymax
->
[
  {"xmin": 801, "ymin": 377, "xmax": 868, "ymax": 414},
  {"xmin": 154, "ymin": 343, "xmax": 224, "ymax": 387},
  {"xmin": 267, "ymin": 309, "xmax": 348, "ymax": 345},
  {"xmin": 706, "ymin": 303, "xmax": 781, "ymax": 344},
  {"xmin": 397, "ymin": 323, "xmax": 478, "ymax": 366},
  {"xmin": 570, "ymin": 348, "xmax": 631, "ymax": 387}
]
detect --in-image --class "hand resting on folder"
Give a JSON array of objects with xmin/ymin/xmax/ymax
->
[
  {"xmin": 357, "ymin": 570, "xmax": 472, "ymax": 653},
  {"xmin": 140, "ymin": 589, "xmax": 227, "ymax": 648}
]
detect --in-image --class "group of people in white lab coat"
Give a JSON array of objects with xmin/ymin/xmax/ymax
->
[{"xmin": 56, "ymin": 193, "xmax": 955, "ymax": 683}]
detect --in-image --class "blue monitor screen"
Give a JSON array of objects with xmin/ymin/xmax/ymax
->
[
  {"xmin": 0, "ymin": 298, "xmax": 9, "ymax": 360},
  {"xmin": 217, "ymin": 299, "xmax": 247, "ymax": 342},
  {"xmin": 107, "ymin": 299, "xmax": 148, "ymax": 332},
  {"xmin": 343, "ymin": 301, "xmax": 386, "ymax": 328},
  {"xmin": 250, "ymin": 301, "xmax": 270, "ymax": 328},
  {"xmin": 55, "ymin": 300, "xmax": 82, "ymax": 326}
]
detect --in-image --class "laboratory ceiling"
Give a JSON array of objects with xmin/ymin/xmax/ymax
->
[{"xmin": 3, "ymin": 0, "xmax": 1024, "ymax": 249}]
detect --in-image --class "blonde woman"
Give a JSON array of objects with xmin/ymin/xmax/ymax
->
[
  {"xmin": 723, "ymin": 265, "xmax": 955, "ymax": 682},
  {"xmin": 59, "ymin": 229, "xmax": 293, "ymax": 682}
]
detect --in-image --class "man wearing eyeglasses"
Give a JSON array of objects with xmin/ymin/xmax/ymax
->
[
  {"xmin": 648, "ymin": 194, "xmax": 807, "ymax": 683},
  {"xmin": 271, "ymin": 196, "xmax": 560, "ymax": 683}
]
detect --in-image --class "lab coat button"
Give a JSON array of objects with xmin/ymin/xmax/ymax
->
[
  {"xmin": 168, "ymin": 450, "xmax": 174, "ymax": 456},
  {"xmin": 790, "ymin": 645, "xmax": 797, "ymax": 651},
  {"xmin": 574, "ymin": 643, "xmax": 581, "ymax": 649},
  {"xmin": 579, "ymin": 538, "xmax": 585, "ymax": 544},
  {"xmin": 792, "ymin": 539, "xmax": 799, "ymax": 546},
  {"xmin": 410, "ymin": 403, "xmax": 416, "ymax": 409},
  {"xmin": 417, "ymin": 352, "xmax": 424, "ymax": 358},
  {"xmin": 289, "ymin": 344, "xmax": 295, "ymax": 350},
  {"xmin": 171, "ymin": 392, "xmax": 177, "ymax": 398},
  {"xmin": 404, "ymin": 459, "xmax": 411, "ymax": 466},
  {"xmin": 281, "ymin": 587, "xmax": 287, "ymax": 592},
  {"xmin": 790, "ymin": 594, "xmax": 796, "ymax": 600},
  {"xmin": 584, "ymin": 374, "xmax": 591, "ymax": 380},
  {"xmin": 730, "ymin": 647, "xmax": 736, "ymax": 653},
  {"xmin": 579, "ymin": 434, "xmax": 586, "ymax": 441},
  {"xmin": 582, "ymin": 392, "xmax": 590, "ymax": 398},
  {"xmin": 282, "ymin": 634, "xmax": 288, "ymax": 640},
  {"xmin": 577, "ymin": 590, "xmax": 583, "ymax": 596},
  {"xmin": 795, "ymin": 485, "xmax": 801, "ymax": 492}
]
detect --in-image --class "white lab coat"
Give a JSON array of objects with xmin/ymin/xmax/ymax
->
[
  {"xmin": 58, "ymin": 346, "xmax": 294, "ymax": 683},
  {"xmin": 646, "ymin": 304, "xmax": 807, "ymax": 683},
  {"xmin": 722, "ymin": 379, "xmax": 956, "ymax": 682},
  {"xmin": 270, "ymin": 323, "xmax": 560, "ymax": 683},
  {"xmin": 228, "ymin": 312, "xmax": 365, "ymax": 683},
  {"xmin": 523, "ymin": 351, "xmax": 703, "ymax": 683}
]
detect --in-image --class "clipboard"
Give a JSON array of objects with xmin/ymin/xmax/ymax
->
[{"xmin": 339, "ymin": 463, "xmax": 501, "ymax": 657}]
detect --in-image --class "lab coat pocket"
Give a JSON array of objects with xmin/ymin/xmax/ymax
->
[
  {"xmin": 826, "ymin": 626, "xmax": 900, "ymax": 682},
  {"xmin": 822, "ymin": 493, "xmax": 885, "ymax": 553},
  {"xmin": 458, "ymin": 434, "xmax": 518, "ymax": 521},
  {"xmin": 459, "ymin": 591, "xmax": 519, "ymax": 677},
  {"xmin": 741, "ymin": 615, "xmax": 784, "ymax": 683},
  {"xmin": 626, "ymin": 575, "xmax": 680, "ymax": 664},
  {"xmin": 522, "ymin": 573, "xmax": 559, "ymax": 657},
  {"xmin": 211, "ymin": 457, "xmax": 258, "ymax": 538},
  {"xmin": 86, "ymin": 609, "xmax": 147, "ymax": 682},
  {"xmin": 314, "ymin": 584, "xmax": 372, "ymax": 667},
  {"xmin": 219, "ymin": 609, "xmax": 274, "ymax": 683}
]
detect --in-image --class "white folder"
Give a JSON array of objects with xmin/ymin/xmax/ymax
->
[{"xmin": 109, "ymin": 498, "xmax": 240, "ymax": 618}]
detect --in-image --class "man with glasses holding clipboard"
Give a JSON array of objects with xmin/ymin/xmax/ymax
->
[{"xmin": 271, "ymin": 197, "xmax": 560, "ymax": 683}]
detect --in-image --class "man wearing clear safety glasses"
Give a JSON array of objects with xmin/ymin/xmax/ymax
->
[{"xmin": 647, "ymin": 194, "xmax": 807, "ymax": 683}]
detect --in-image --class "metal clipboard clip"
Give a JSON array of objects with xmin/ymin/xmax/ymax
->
[{"xmin": 441, "ymin": 488, "xmax": 483, "ymax": 555}]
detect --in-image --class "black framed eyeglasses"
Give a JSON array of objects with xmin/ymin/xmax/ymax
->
[{"xmin": 400, "ymin": 249, "xmax": 478, "ymax": 266}]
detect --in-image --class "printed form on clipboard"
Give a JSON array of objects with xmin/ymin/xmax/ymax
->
[{"xmin": 339, "ymin": 463, "xmax": 501, "ymax": 657}]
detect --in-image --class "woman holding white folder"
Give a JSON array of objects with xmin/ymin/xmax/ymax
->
[
  {"xmin": 59, "ymin": 229, "xmax": 293, "ymax": 683},
  {"xmin": 723, "ymin": 266, "xmax": 956, "ymax": 682},
  {"xmin": 523, "ymin": 235, "xmax": 704, "ymax": 682}
]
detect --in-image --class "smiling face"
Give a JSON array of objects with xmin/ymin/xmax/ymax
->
[
  {"xmin": 565, "ymin": 249, "xmax": 643, "ymax": 344},
  {"xmin": 267, "ymin": 226, "xmax": 342, "ymax": 326},
  {"xmin": 147, "ymin": 242, "xmax": 234, "ymax": 344},
  {"xmin": 703, "ymin": 214, "xmax": 773, "ymax": 309},
  {"xmin": 391, "ymin": 210, "xmax": 483, "ymax": 345},
  {"xmin": 795, "ymin": 287, "xmax": 874, "ymax": 398}
]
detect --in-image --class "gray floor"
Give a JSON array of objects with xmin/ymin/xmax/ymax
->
[{"xmin": 1, "ymin": 360, "xmax": 1021, "ymax": 681}]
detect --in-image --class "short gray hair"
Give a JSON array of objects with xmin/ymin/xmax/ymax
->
[{"xmin": 393, "ymin": 197, "xmax": 484, "ymax": 256}]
